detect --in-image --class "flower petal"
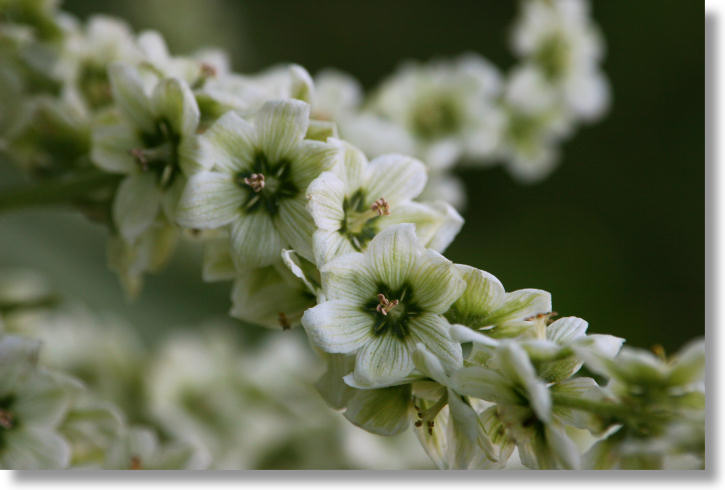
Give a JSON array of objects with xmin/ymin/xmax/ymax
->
[
  {"xmin": 306, "ymin": 171, "xmax": 345, "ymax": 231},
  {"xmin": 229, "ymin": 212, "xmax": 283, "ymax": 268},
  {"xmin": 91, "ymin": 114, "xmax": 143, "ymax": 174},
  {"xmin": 113, "ymin": 173, "xmax": 161, "ymax": 241},
  {"xmin": 331, "ymin": 141, "xmax": 367, "ymax": 189},
  {"xmin": 276, "ymin": 196, "xmax": 316, "ymax": 262},
  {"xmin": 344, "ymin": 385, "xmax": 412, "ymax": 436},
  {"xmin": 365, "ymin": 223, "xmax": 419, "ymax": 290},
  {"xmin": 319, "ymin": 252, "xmax": 377, "ymax": 303},
  {"xmin": 313, "ymin": 229, "xmax": 356, "ymax": 266},
  {"xmin": 176, "ymin": 171, "xmax": 243, "ymax": 229},
  {"xmin": 408, "ymin": 249, "xmax": 465, "ymax": 313},
  {"xmin": 365, "ymin": 154, "xmax": 427, "ymax": 205},
  {"xmin": 151, "ymin": 77, "xmax": 200, "ymax": 137},
  {"xmin": 301, "ymin": 300, "xmax": 374, "ymax": 353},
  {"xmin": 290, "ymin": 139, "xmax": 340, "ymax": 190},
  {"xmin": 408, "ymin": 313, "xmax": 462, "ymax": 371},
  {"xmin": 353, "ymin": 333, "xmax": 414, "ymax": 387},
  {"xmin": 547, "ymin": 316, "xmax": 588, "ymax": 345},
  {"xmin": 197, "ymin": 111, "xmax": 257, "ymax": 172},
  {"xmin": 255, "ymin": 99, "xmax": 309, "ymax": 163},
  {"xmin": 108, "ymin": 63, "xmax": 154, "ymax": 133}
]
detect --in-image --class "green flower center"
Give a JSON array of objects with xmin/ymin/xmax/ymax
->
[
  {"xmin": 339, "ymin": 189, "xmax": 384, "ymax": 252},
  {"xmin": 363, "ymin": 282, "xmax": 421, "ymax": 340},
  {"xmin": 535, "ymin": 33, "xmax": 571, "ymax": 81},
  {"xmin": 410, "ymin": 94, "xmax": 463, "ymax": 140},
  {"xmin": 133, "ymin": 118, "xmax": 181, "ymax": 190},
  {"xmin": 235, "ymin": 152, "xmax": 298, "ymax": 216},
  {"xmin": 78, "ymin": 61, "xmax": 112, "ymax": 110},
  {"xmin": 505, "ymin": 110, "xmax": 547, "ymax": 156}
]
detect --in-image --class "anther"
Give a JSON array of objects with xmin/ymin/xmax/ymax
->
[
  {"xmin": 130, "ymin": 148, "xmax": 148, "ymax": 170},
  {"xmin": 278, "ymin": 312, "xmax": 291, "ymax": 330},
  {"xmin": 414, "ymin": 420, "xmax": 422, "ymax": 427},
  {"xmin": 376, "ymin": 293, "xmax": 399, "ymax": 315},
  {"xmin": 371, "ymin": 197, "xmax": 390, "ymax": 216},
  {"xmin": 0, "ymin": 409, "xmax": 14, "ymax": 430},
  {"xmin": 200, "ymin": 62, "xmax": 217, "ymax": 79},
  {"xmin": 244, "ymin": 173, "xmax": 265, "ymax": 192}
]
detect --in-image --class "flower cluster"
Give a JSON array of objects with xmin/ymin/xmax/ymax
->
[
  {"xmin": 0, "ymin": 0, "xmax": 704, "ymax": 471},
  {"xmin": 0, "ymin": 269, "xmax": 431, "ymax": 469}
]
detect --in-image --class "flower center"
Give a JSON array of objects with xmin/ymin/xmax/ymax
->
[
  {"xmin": 364, "ymin": 283, "xmax": 421, "ymax": 340},
  {"xmin": 535, "ymin": 32, "xmax": 571, "ymax": 81},
  {"xmin": 339, "ymin": 189, "xmax": 391, "ymax": 251},
  {"xmin": 131, "ymin": 119, "xmax": 181, "ymax": 190},
  {"xmin": 235, "ymin": 152, "xmax": 298, "ymax": 216},
  {"xmin": 79, "ymin": 61, "xmax": 112, "ymax": 110},
  {"xmin": 411, "ymin": 94, "xmax": 462, "ymax": 140}
]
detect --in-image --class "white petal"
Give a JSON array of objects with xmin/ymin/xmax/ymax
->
[
  {"xmin": 255, "ymin": 99, "xmax": 310, "ymax": 163},
  {"xmin": 408, "ymin": 313, "xmax": 462, "ymax": 371},
  {"xmin": 447, "ymin": 265, "xmax": 506, "ymax": 327},
  {"xmin": 306, "ymin": 171, "xmax": 345, "ymax": 231},
  {"xmin": 365, "ymin": 223, "xmax": 419, "ymax": 290},
  {"xmin": 424, "ymin": 201, "xmax": 464, "ymax": 252},
  {"xmin": 498, "ymin": 342, "xmax": 551, "ymax": 422},
  {"xmin": 108, "ymin": 63, "xmax": 154, "ymax": 133},
  {"xmin": 344, "ymin": 385, "xmax": 412, "ymax": 436},
  {"xmin": 112, "ymin": 173, "xmax": 161, "ymax": 241},
  {"xmin": 290, "ymin": 139, "xmax": 340, "ymax": 191},
  {"xmin": 353, "ymin": 334, "xmax": 414, "ymax": 387},
  {"xmin": 197, "ymin": 111, "xmax": 257, "ymax": 172},
  {"xmin": 151, "ymin": 77, "xmax": 200, "ymax": 137},
  {"xmin": 276, "ymin": 197, "xmax": 316, "ymax": 262},
  {"xmin": 176, "ymin": 171, "xmax": 243, "ymax": 229},
  {"xmin": 408, "ymin": 249, "xmax": 465, "ymax": 313},
  {"xmin": 229, "ymin": 212, "xmax": 283, "ymax": 268},
  {"xmin": 313, "ymin": 229, "xmax": 356, "ymax": 265},
  {"xmin": 90, "ymin": 113, "xmax": 143, "ymax": 174},
  {"xmin": 547, "ymin": 316, "xmax": 588, "ymax": 345},
  {"xmin": 365, "ymin": 154, "xmax": 427, "ymax": 205},
  {"xmin": 301, "ymin": 300, "xmax": 373, "ymax": 353},
  {"xmin": 332, "ymin": 140, "xmax": 367, "ymax": 189},
  {"xmin": 319, "ymin": 252, "xmax": 377, "ymax": 303}
]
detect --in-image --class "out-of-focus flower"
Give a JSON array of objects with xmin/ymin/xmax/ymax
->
[
  {"xmin": 104, "ymin": 426, "xmax": 203, "ymax": 470},
  {"xmin": 369, "ymin": 54, "xmax": 503, "ymax": 173},
  {"xmin": 91, "ymin": 63, "xmax": 200, "ymax": 242},
  {"xmin": 176, "ymin": 100, "xmax": 340, "ymax": 267},
  {"xmin": 0, "ymin": 334, "xmax": 77, "ymax": 469},
  {"xmin": 511, "ymin": 0, "xmax": 609, "ymax": 120}
]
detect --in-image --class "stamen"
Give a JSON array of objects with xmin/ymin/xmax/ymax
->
[
  {"xmin": 278, "ymin": 312, "xmax": 291, "ymax": 330},
  {"xmin": 244, "ymin": 173, "xmax": 265, "ymax": 192},
  {"xmin": 376, "ymin": 293, "xmax": 399, "ymax": 315},
  {"xmin": 651, "ymin": 344, "xmax": 666, "ymax": 361},
  {"xmin": 524, "ymin": 311, "xmax": 558, "ymax": 340},
  {"xmin": 371, "ymin": 197, "xmax": 390, "ymax": 216},
  {"xmin": 0, "ymin": 409, "xmax": 14, "ymax": 430},
  {"xmin": 130, "ymin": 456, "xmax": 142, "ymax": 470},
  {"xmin": 413, "ymin": 392, "xmax": 448, "ymax": 434},
  {"xmin": 200, "ymin": 62, "xmax": 217, "ymax": 79},
  {"xmin": 130, "ymin": 148, "xmax": 149, "ymax": 170}
]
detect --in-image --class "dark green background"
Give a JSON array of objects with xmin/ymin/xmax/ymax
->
[{"xmin": 2, "ymin": 1, "xmax": 704, "ymax": 351}]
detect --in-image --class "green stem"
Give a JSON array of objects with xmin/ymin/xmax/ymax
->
[{"xmin": 0, "ymin": 171, "xmax": 121, "ymax": 213}]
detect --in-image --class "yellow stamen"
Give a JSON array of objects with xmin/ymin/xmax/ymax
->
[
  {"xmin": 371, "ymin": 197, "xmax": 391, "ymax": 216},
  {"xmin": 376, "ymin": 293, "xmax": 399, "ymax": 315},
  {"xmin": 244, "ymin": 173, "xmax": 265, "ymax": 192}
]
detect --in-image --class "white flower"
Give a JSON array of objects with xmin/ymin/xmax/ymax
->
[
  {"xmin": 0, "ymin": 334, "xmax": 76, "ymax": 469},
  {"xmin": 370, "ymin": 54, "xmax": 503, "ymax": 171},
  {"xmin": 311, "ymin": 68, "xmax": 362, "ymax": 122},
  {"xmin": 307, "ymin": 141, "xmax": 463, "ymax": 265},
  {"xmin": 176, "ymin": 100, "xmax": 340, "ymax": 267},
  {"xmin": 91, "ymin": 63, "xmax": 201, "ymax": 242},
  {"xmin": 104, "ymin": 426, "xmax": 204, "ymax": 470},
  {"xmin": 445, "ymin": 264, "xmax": 551, "ymax": 338},
  {"xmin": 511, "ymin": 0, "xmax": 609, "ymax": 120},
  {"xmin": 195, "ymin": 64, "xmax": 314, "ymax": 122},
  {"xmin": 302, "ymin": 224, "xmax": 466, "ymax": 388}
]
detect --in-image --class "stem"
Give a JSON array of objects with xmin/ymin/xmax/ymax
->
[
  {"xmin": 0, "ymin": 171, "xmax": 121, "ymax": 213},
  {"xmin": 551, "ymin": 393, "xmax": 634, "ymax": 420}
]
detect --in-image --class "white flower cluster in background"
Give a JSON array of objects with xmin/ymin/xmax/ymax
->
[
  {"xmin": 0, "ymin": 0, "xmax": 704, "ymax": 471},
  {"xmin": 0, "ymin": 269, "xmax": 432, "ymax": 469}
]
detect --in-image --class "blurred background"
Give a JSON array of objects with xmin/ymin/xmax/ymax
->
[{"xmin": 1, "ymin": 0, "xmax": 703, "ymax": 350}]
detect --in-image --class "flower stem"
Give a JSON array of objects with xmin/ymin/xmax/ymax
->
[{"xmin": 0, "ymin": 171, "xmax": 121, "ymax": 213}]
